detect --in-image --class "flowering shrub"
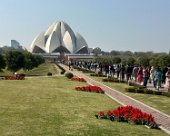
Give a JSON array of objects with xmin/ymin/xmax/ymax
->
[
  {"xmin": 75, "ymin": 85, "xmax": 104, "ymax": 94},
  {"xmin": 71, "ymin": 77, "xmax": 86, "ymax": 82},
  {"xmin": 96, "ymin": 105, "xmax": 159, "ymax": 129},
  {"xmin": 4, "ymin": 75, "xmax": 25, "ymax": 80}
]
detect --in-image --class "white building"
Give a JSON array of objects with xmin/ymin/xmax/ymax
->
[{"xmin": 31, "ymin": 21, "xmax": 89, "ymax": 54}]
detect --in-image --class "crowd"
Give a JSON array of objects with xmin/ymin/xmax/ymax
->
[{"xmin": 70, "ymin": 61, "xmax": 170, "ymax": 91}]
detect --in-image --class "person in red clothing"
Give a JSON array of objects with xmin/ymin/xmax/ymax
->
[{"xmin": 137, "ymin": 66, "xmax": 143, "ymax": 84}]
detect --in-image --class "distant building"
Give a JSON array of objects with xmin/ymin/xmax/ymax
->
[
  {"xmin": 11, "ymin": 40, "xmax": 27, "ymax": 52},
  {"xmin": 88, "ymin": 48, "xmax": 93, "ymax": 54},
  {"xmin": 30, "ymin": 20, "xmax": 95, "ymax": 62},
  {"xmin": 30, "ymin": 21, "xmax": 89, "ymax": 54},
  {"xmin": 11, "ymin": 40, "xmax": 20, "ymax": 49}
]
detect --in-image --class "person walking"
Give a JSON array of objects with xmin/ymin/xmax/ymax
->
[
  {"xmin": 143, "ymin": 67, "xmax": 148, "ymax": 87},
  {"xmin": 137, "ymin": 66, "xmax": 143, "ymax": 84},
  {"xmin": 120, "ymin": 64, "xmax": 125, "ymax": 81},
  {"xmin": 164, "ymin": 68, "xmax": 170, "ymax": 92},
  {"xmin": 162, "ymin": 67, "xmax": 168, "ymax": 84},
  {"xmin": 126, "ymin": 64, "xmax": 131, "ymax": 81},
  {"xmin": 153, "ymin": 67, "xmax": 163, "ymax": 90},
  {"xmin": 116, "ymin": 64, "xmax": 120, "ymax": 79},
  {"xmin": 132, "ymin": 65, "xmax": 139, "ymax": 82}
]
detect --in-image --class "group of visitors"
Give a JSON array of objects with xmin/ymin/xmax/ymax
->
[
  {"xmin": 71, "ymin": 61, "xmax": 170, "ymax": 91},
  {"xmin": 136, "ymin": 66, "xmax": 170, "ymax": 90}
]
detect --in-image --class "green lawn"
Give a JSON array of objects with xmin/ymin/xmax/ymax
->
[
  {"xmin": 0, "ymin": 76, "xmax": 168, "ymax": 136},
  {"xmin": 85, "ymin": 73, "xmax": 170, "ymax": 116},
  {"xmin": 23, "ymin": 62, "xmax": 59, "ymax": 76},
  {"xmin": 0, "ymin": 62, "xmax": 59, "ymax": 76}
]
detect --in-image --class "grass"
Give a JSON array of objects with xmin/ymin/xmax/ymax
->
[
  {"xmin": 0, "ymin": 76, "xmax": 168, "ymax": 136},
  {"xmin": 0, "ymin": 62, "xmax": 59, "ymax": 76},
  {"xmin": 23, "ymin": 62, "xmax": 59, "ymax": 76},
  {"xmin": 85, "ymin": 73, "xmax": 170, "ymax": 116}
]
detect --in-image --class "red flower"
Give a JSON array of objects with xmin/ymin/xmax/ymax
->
[
  {"xmin": 99, "ymin": 111, "xmax": 105, "ymax": 116},
  {"xmin": 75, "ymin": 85, "xmax": 104, "ymax": 94},
  {"xmin": 71, "ymin": 77, "xmax": 86, "ymax": 82},
  {"xmin": 4, "ymin": 75, "xmax": 25, "ymax": 80},
  {"xmin": 107, "ymin": 111, "xmax": 113, "ymax": 116}
]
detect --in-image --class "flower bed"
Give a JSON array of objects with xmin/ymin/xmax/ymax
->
[
  {"xmin": 71, "ymin": 77, "xmax": 86, "ymax": 82},
  {"xmin": 96, "ymin": 105, "xmax": 160, "ymax": 129},
  {"xmin": 75, "ymin": 85, "xmax": 104, "ymax": 94},
  {"xmin": 4, "ymin": 75, "xmax": 25, "ymax": 80}
]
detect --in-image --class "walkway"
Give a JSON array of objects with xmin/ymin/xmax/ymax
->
[{"xmin": 61, "ymin": 64, "xmax": 170, "ymax": 135}]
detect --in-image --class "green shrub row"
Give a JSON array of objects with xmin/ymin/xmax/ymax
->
[
  {"xmin": 102, "ymin": 77, "xmax": 127, "ymax": 83},
  {"xmin": 81, "ymin": 69, "xmax": 94, "ymax": 73},
  {"xmin": 72, "ymin": 66, "xmax": 82, "ymax": 71},
  {"xmin": 125, "ymin": 87, "xmax": 170, "ymax": 97},
  {"xmin": 90, "ymin": 73, "xmax": 107, "ymax": 77},
  {"xmin": 72, "ymin": 66, "xmax": 95, "ymax": 73},
  {"xmin": 56, "ymin": 63, "xmax": 66, "ymax": 74}
]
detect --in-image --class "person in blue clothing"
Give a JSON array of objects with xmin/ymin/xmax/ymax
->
[{"xmin": 153, "ymin": 67, "xmax": 163, "ymax": 90}]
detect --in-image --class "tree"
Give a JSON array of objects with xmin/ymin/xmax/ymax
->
[
  {"xmin": 92, "ymin": 47, "xmax": 101, "ymax": 55},
  {"xmin": 123, "ymin": 51, "xmax": 133, "ymax": 56},
  {"xmin": 101, "ymin": 51, "xmax": 110, "ymax": 55},
  {"xmin": 149, "ymin": 57, "xmax": 158, "ymax": 67},
  {"xmin": 136, "ymin": 56, "xmax": 149, "ymax": 67},
  {"xmin": 23, "ymin": 52, "xmax": 35, "ymax": 71},
  {"xmin": 5, "ymin": 50, "xmax": 25, "ymax": 72},
  {"xmin": 34, "ymin": 55, "xmax": 45, "ymax": 66},
  {"xmin": 0, "ymin": 54, "xmax": 6, "ymax": 71},
  {"xmin": 157, "ymin": 55, "xmax": 170, "ymax": 67},
  {"xmin": 112, "ymin": 57, "xmax": 121, "ymax": 64},
  {"xmin": 126, "ymin": 57, "xmax": 136, "ymax": 66},
  {"xmin": 121, "ymin": 58, "xmax": 127, "ymax": 65},
  {"xmin": 110, "ymin": 50, "xmax": 120, "ymax": 56}
]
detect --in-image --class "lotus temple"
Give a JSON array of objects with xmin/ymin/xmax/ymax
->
[{"xmin": 30, "ymin": 21, "xmax": 94, "ymax": 61}]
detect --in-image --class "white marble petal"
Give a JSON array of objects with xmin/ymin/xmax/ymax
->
[
  {"xmin": 45, "ymin": 31, "xmax": 60, "ymax": 53},
  {"xmin": 31, "ymin": 32, "xmax": 45, "ymax": 52},
  {"xmin": 44, "ymin": 22, "xmax": 57, "ymax": 36},
  {"xmin": 75, "ymin": 32, "xmax": 88, "ymax": 52},
  {"xmin": 62, "ymin": 31, "xmax": 74, "ymax": 53}
]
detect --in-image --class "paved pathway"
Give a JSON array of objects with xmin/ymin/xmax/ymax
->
[{"xmin": 62, "ymin": 64, "xmax": 170, "ymax": 135}]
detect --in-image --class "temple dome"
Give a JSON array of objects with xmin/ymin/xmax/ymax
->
[{"xmin": 31, "ymin": 21, "xmax": 89, "ymax": 54}]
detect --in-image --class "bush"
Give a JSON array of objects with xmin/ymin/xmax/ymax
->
[
  {"xmin": 103, "ymin": 78, "xmax": 119, "ymax": 82},
  {"xmin": 47, "ymin": 72, "xmax": 52, "ymax": 76},
  {"xmin": 125, "ymin": 87, "xmax": 136, "ymax": 92},
  {"xmin": 162, "ymin": 92, "xmax": 170, "ymax": 97},
  {"xmin": 18, "ymin": 73, "xmax": 25, "ymax": 77},
  {"xmin": 144, "ymin": 89, "xmax": 154, "ymax": 94},
  {"xmin": 60, "ymin": 71, "xmax": 65, "ymax": 74},
  {"xmin": 82, "ymin": 69, "xmax": 94, "ymax": 73},
  {"xmin": 65, "ymin": 72, "xmax": 74, "ymax": 79},
  {"xmin": 135, "ymin": 88, "xmax": 144, "ymax": 93},
  {"xmin": 153, "ymin": 91, "xmax": 162, "ymax": 95},
  {"xmin": 56, "ymin": 63, "xmax": 66, "ymax": 75},
  {"xmin": 90, "ymin": 73, "xmax": 107, "ymax": 77},
  {"xmin": 134, "ymin": 84, "xmax": 145, "ymax": 89}
]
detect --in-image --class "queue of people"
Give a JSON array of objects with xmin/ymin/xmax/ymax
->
[{"xmin": 71, "ymin": 61, "xmax": 170, "ymax": 91}]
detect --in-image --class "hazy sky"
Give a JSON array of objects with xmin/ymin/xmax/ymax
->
[{"xmin": 0, "ymin": 0, "xmax": 170, "ymax": 52}]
